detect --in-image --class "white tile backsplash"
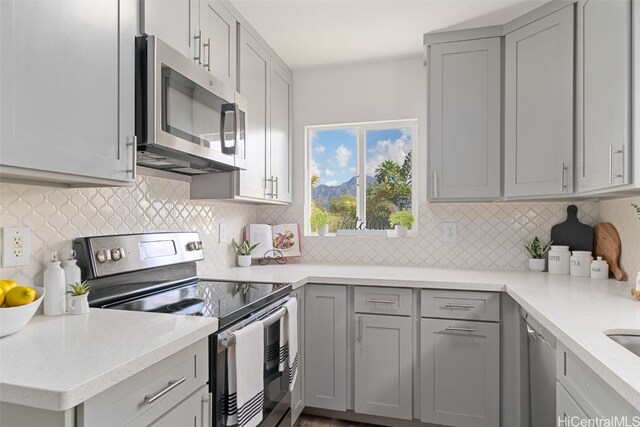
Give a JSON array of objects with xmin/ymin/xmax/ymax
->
[
  {"xmin": 0, "ymin": 175, "xmax": 257, "ymax": 284},
  {"xmin": 257, "ymin": 201, "xmax": 600, "ymax": 270}
]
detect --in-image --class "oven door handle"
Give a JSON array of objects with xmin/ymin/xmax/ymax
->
[{"xmin": 218, "ymin": 305, "xmax": 288, "ymax": 350}]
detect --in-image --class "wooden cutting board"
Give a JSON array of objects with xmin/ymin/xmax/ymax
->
[
  {"xmin": 550, "ymin": 205, "xmax": 594, "ymax": 252},
  {"xmin": 593, "ymin": 223, "xmax": 626, "ymax": 281}
]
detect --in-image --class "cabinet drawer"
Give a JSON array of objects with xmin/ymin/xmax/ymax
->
[
  {"xmin": 421, "ymin": 290, "xmax": 499, "ymax": 321},
  {"xmin": 354, "ymin": 287, "xmax": 412, "ymax": 316},
  {"xmin": 80, "ymin": 339, "xmax": 209, "ymax": 427},
  {"xmin": 556, "ymin": 343, "xmax": 637, "ymax": 418},
  {"xmin": 557, "ymin": 381, "xmax": 589, "ymax": 421}
]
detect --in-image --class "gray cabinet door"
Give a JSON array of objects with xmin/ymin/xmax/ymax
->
[
  {"xmin": 269, "ymin": 62, "xmax": 293, "ymax": 203},
  {"xmin": 354, "ymin": 314, "xmax": 412, "ymax": 419},
  {"xmin": 304, "ymin": 285, "xmax": 347, "ymax": 411},
  {"xmin": 504, "ymin": 6, "xmax": 574, "ymax": 197},
  {"xmin": 237, "ymin": 26, "xmax": 270, "ymax": 199},
  {"xmin": 556, "ymin": 382, "xmax": 589, "ymax": 422},
  {"xmin": 200, "ymin": 0, "xmax": 237, "ymax": 89},
  {"xmin": 420, "ymin": 318, "xmax": 500, "ymax": 427},
  {"xmin": 146, "ymin": 387, "xmax": 209, "ymax": 427},
  {"xmin": 142, "ymin": 0, "xmax": 198, "ymax": 62},
  {"xmin": 290, "ymin": 288, "xmax": 305, "ymax": 425},
  {"xmin": 0, "ymin": 0, "xmax": 135, "ymax": 183},
  {"xmin": 576, "ymin": 0, "xmax": 631, "ymax": 192},
  {"xmin": 429, "ymin": 38, "xmax": 502, "ymax": 200}
]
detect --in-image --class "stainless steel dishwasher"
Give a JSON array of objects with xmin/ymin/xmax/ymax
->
[{"xmin": 520, "ymin": 308, "xmax": 557, "ymax": 427}]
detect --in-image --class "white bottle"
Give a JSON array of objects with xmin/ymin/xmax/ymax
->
[
  {"xmin": 44, "ymin": 251, "xmax": 66, "ymax": 316},
  {"xmin": 636, "ymin": 272, "xmax": 640, "ymax": 292},
  {"xmin": 61, "ymin": 250, "xmax": 81, "ymax": 309}
]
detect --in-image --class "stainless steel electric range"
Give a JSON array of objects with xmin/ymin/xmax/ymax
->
[{"xmin": 73, "ymin": 232, "xmax": 293, "ymax": 427}]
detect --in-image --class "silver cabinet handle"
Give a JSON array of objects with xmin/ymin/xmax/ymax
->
[
  {"xmin": 432, "ymin": 172, "xmax": 438, "ymax": 198},
  {"xmin": 561, "ymin": 162, "xmax": 568, "ymax": 192},
  {"xmin": 264, "ymin": 176, "xmax": 275, "ymax": 197},
  {"xmin": 609, "ymin": 145, "xmax": 624, "ymax": 183},
  {"xmin": 442, "ymin": 327, "xmax": 476, "ymax": 333},
  {"xmin": 203, "ymin": 392, "xmax": 213, "ymax": 426},
  {"xmin": 367, "ymin": 298, "xmax": 396, "ymax": 305},
  {"xmin": 443, "ymin": 303, "xmax": 475, "ymax": 310},
  {"xmin": 357, "ymin": 316, "xmax": 362, "ymax": 343},
  {"xmin": 144, "ymin": 377, "xmax": 186, "ymax": 404},
  {"xmin": 273, "ymin": 176, "xmax": 279, "ymax": 199},
  {"xmin": 126, "ymin": 136, "xmax": 137, "ymax": 180},
  {"xmin": 203, "ymin": 38, "xmax": 211, "ymax": 71},
  {"xmin": 194, "ymin": 30, "xmax": 202, "ymax": 63}
]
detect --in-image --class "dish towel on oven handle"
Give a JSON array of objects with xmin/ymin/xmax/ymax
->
[
  {"xmin": 226, "ymin": 321, "xmax": 264, "ymax": 427},
  {"xmin": 279, "ymin": 297, "xmax": 298, "ymax": 391}
]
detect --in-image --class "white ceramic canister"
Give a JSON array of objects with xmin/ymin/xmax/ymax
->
[
  {"xmin": 570, "ymin": 251, "xmax": 593, "ymax": 277},
  {"xmin": 590, "ymin": 256, "xmax": 609, "ymax": 279},
  {"xmin": 548, "ymin": 245, "xmax": 571, "ymax": 275}
]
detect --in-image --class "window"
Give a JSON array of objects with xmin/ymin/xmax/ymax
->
[{"xmin": 306, "ymin": 120, "xmax": 417, "ymax": 235}]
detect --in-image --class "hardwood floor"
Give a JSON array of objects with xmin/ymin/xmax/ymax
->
[{"xmin": 294, "ymin": 414, "xmax": 381, "ymax": 427}]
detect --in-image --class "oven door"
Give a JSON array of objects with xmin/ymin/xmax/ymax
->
[
  {"xmin": 140, "ymin": 36, "xmax": 242, "ymax": 170},
  {"xmin": 211, "ymin": 314, "xmax": 290, "ymax": 427}
]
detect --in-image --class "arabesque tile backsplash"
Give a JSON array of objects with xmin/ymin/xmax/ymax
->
[{"xmin": 1, "ymin": 175, "xmax": 639, "ymax": 284}]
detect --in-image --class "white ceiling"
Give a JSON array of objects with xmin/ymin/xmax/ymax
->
[{"xmin": 230, "ymin": 0, "xmax": 547, "ymax": 70}]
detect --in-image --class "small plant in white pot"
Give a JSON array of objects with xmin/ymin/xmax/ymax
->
[
  {"xmin": 524, "ymin": 237, "xmax": 552, "ymax": 272},
  {"xmin": 67, "ymin": 281, "xmax": 91, "ymax": 315},
  {"xmin": 389, "ymin": 211, "xmax": 415, "ymax": 237},
  {"xmin": 231, "ymin": 239, "xmax": 260, "ymax": 267},
  {"xmin": 310, "ymin": 209, "xmax": 331, "ymax": 236}
]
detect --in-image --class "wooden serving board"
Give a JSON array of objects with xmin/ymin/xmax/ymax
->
[
  {"xmin": 550, "ymin": 205, "xmax": 594, "ymax": 252},
  {"xmin": 593, "ymin": 223, "xmax": 626, "ymax": 281}
]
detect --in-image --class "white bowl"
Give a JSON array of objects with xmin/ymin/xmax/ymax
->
[{"xmin": 0, "ymin": 286, "xmax": 46, "ymax": 338}]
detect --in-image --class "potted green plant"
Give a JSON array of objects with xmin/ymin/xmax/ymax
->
[
  {"xmin": 310, "ymin": 209, "xmax": 332, "ymax": 236},
  {"xmin": 231, "ymin": 239, "xmax": 260, "ymax": 267},
  {"xmin": 389, "ymin": 211, "xmax": 415, "ymax": 237},
  {"xmin": 66, "ymin": 281, "xmax": 91, "ymax": 315},
  {"xmin": 524, "ymin": 237, "xmax": 553, "ymax": 272}
]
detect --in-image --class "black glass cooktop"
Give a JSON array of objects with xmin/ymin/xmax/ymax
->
[{"xmin": 105, "ymin": 280, "xmax": 291, "ymax": 328}]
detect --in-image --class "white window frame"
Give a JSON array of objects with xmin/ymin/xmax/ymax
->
[{"xmin": 304, "ymin": 119, "xmax": 419, "ymax": 237}]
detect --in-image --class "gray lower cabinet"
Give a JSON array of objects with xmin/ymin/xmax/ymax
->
[
  {"xmin": 290, "ymin": 287, "xmax": 305, "ymax": 425},
  {"xmin": 504, "ymin": 5, "xmax": 574, "ymax": 197},
  {"xmin": 304, "ymin": 285, "xmax": 348, "ymax": 411},
  {"xmin": 420, "ymin": 318, "xmax": 500, "ymax": 427},
  {"xmin": 428, "ymin": 37, "xmax": 502, "ymax": 201},
  {"xmin": 145, "ymin": 386, "xmax": 209, "ymax": 427},
  {"xmin": 0, "ymin": 0, "xmax": 136, "ymax": 186},
  {"xmin": 354, "ymin": 314, "xmax": 412, "ymax": 419},
  {"xmin": 576, "ymin": 0, "xmax": 631, "ymax": 192},
  {"xmin": 556, "ymin": 382, "xmax": 589, "ymax": 421}
]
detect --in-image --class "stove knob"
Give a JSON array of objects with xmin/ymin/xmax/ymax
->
[
  {"xmin": 196, "ymin": 241, "xmax": 203, "ymax": 250},
  {"xmin": 95, "ymin": 249, "xmax": 111, "ymax": 263},
  {"xmin": 111, "ymin": 248, "xmax": 122, "ymax": 261},
  {"xmin": 119, "ymin": 248, "xmax": 126, "ymax": 259},
  {"xmin": 187, "ymin": 241, "xmax": 197, "ymax": 251}
]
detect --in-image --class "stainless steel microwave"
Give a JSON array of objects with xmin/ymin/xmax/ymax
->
[{"xmin": 135, "ymin": 36, "xmax": 247, "ymax": 175}]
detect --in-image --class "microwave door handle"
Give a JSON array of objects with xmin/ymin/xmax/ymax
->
[{"xmin": 220, "ymin": 104, "xmax": 237, "ymax": 155}]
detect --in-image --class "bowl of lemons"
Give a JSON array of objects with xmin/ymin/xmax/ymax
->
[{"xmin": 0, "ymin": 279, "xmax": 46, "ymax": 338}]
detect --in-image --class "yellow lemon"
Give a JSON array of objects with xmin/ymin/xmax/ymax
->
[
  {"xmin": 0, "ymin": 287, "xmax": 4, "ymax": 306},
  {"xmin": 0, "ymin": 280, "xmax": 17, "ymax": 295},
  {"xmin": 5, "ymin": 286, "xmax": 36, "ymax": 307}
]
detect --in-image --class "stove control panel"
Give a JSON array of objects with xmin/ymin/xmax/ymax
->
[{"xmin": 75, "ymin": 232, "xmax": 204, "ymax": 278}]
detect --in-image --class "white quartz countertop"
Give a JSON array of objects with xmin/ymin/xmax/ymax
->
[
  {"xmin": 210, "ymin": 263, "xmax": 640, "ymax": 411},
  {"xmin": 0, "ymin": 309, "xmax": 218, "ymax": 411}
]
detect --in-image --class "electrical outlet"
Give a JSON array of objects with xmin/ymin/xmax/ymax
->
[
  {"xmin": 2, "ymin": 227, "xmax": 31, "ymax": 267},
  {"xmin": 219, "ymin": 223, "xmax": 229, "ymax": 244},
  {"xmin": 443, "ymin": 222, "xmax": 457, "ymax": 242}
]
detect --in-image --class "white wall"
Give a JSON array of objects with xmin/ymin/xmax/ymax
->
[{"xmin": 291, "ymin": 55, "xmax": 428, "ymax": 205}]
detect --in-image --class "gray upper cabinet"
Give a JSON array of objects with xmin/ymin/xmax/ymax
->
[
  {"xmin": 304, "ymin": 285, "xmax": 347, "ymax": 412},
  {"xmin": 428, "ymin": 37, "xmax": 502, "ymax": 201},
  {"xmin": 420, "ymin": 318, "xmax": 500, "ymax": 427},
  {"xmin": 142, "ymin": 0, "xmax": 198, "ymax": 62},
  {"xmin": 576, "ymin": 0, "xmax": 631, "ymax": 192},
  {"xmin": 504, "ymin": 5, "xmax": 574, "ymax": 197},
  {"xmin": 0, "ymin": 0, "xmax": 135, "ymax": 186},
  {"xmin": 200, "ymin": 0, "xmax": 237, "ymax": 88},
  {"xmin": 237, "ymin": 26, "xmax": 271, "ymax": 200},
  {"xmin": 268, "ymin": 62, "xmax": 293, "ymax": 203},
  {"xmin": 354, "ymin": 314, "xmax": 412, "ymax": 420}
]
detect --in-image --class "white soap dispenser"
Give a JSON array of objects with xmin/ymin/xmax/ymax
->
[
  {"xmin": 61, "ymin": 250, "xmax": 81, "ymax": 309},
  {"xmin": 44, "ymin": 251, "xmax": 66, "ymax": 316}
]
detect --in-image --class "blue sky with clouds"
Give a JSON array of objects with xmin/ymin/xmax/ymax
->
[{"xmin": 310, "ymin": 127, "xmax": 411, "ymax": 187}]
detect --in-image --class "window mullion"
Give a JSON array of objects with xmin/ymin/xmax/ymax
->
[{"xmin": 358, "ymin": 128, "xmax": 366, "ymax": 228}]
